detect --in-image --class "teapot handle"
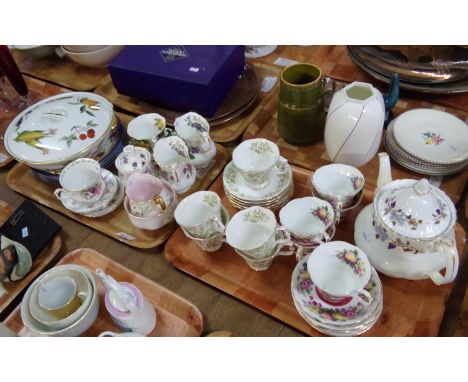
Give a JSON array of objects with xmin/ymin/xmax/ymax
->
[{"xmin": 428, "ymin": 239, "xmax": 459, "ymax": 285}]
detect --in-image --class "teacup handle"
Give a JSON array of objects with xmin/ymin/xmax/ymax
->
[
  {"xmin": 355, "ymin": 288, "xmax": 373, "ymax": 306},
  {"xmin": 54, "ymin": 188, "xmax": 63, "ymax": 200},
  {"xmin": 428, "ymin": 238, "xmax": 459, "ymax": 285},
  {"xmin": 211, "ymin": 216, "xmax": 225, "ymax": 233},
  {"xmin": 170, "ymin": 164, "xmax": 180, "ymax": 183},
  {"xmin": 275, "ymin": 157, "xmax": 289, "ymax": 174},
  {"xmin": 152, "ymin": 195, "xmax": 166, "ymax": 212},
  {"xmin": 275, "ymin": 226, "xmax": 304, "ymax": 260},
  {"xmin": 334, "ymin": 201, "xmax": 343, "ymax": 224}
]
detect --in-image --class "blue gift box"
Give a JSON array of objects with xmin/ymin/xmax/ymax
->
[{"xmin": 108, "ymin": 45, "xmax": 245, "ymax": 117}]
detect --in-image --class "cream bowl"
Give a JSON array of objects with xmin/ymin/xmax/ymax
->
[
  {"xmin": 11, "ymin": 45, "xmax": 57, "ymax": 59},
  {"xmin": 28, "ymin": 266, "xmax": 93, "ymax": 330},
  {"xmin": 59, "ymin": 45, "xmax": 124, "ymax": 68},
  {"xmin": 21, "ymin": 265, "xmax": 99, "ymax": 336}
]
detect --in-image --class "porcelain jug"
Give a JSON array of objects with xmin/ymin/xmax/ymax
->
[
  {"xmin": 96, "ymin": 268, "xmax": 156, "ymax": 335},
  {"xmin": 354, "ymin": 153, "xmax": 459, "ymax": 285},
  {"xmin": 324, "ymin": 75, "xmax": 399, "ymax": 167}
]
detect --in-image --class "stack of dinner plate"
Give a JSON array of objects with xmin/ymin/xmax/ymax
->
[
  {"xmin": 223, "ymin": 160, "xmax": 293, "ymax": 211},
  {"xmin": 384, "ymin": 109, "xmax": 468, "ymax": 176}
]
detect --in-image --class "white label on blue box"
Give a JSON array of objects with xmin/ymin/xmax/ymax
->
[
  {"xmin": 274, "ymin": 57, "xmax": 298, "ymax": 67},
  {"xmin": 21, "ymin": 226, "xmax": 29, "ymax": 239},
  {"xmin": 189, "ymin": 67, "xmax": 200, "ymax": 73},
  {"xmin": 261, "ymin": 77, "xmax": 277, "ymax": 93}
]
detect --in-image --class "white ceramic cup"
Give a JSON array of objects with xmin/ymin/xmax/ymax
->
[
  {"xmin": 126, "ymin": 173, "xmax": 169, "ymax": 217},
  {"xmin": 311, "ymin": 164, "xmax": 365, "ymax": 223},
  {"xmin": 279, "ymin": 197, "xmax": 336, "ymax": 247},
  {"xmin": 37, "ymin": 276, "xmax": 87, "ymax": 320},
  {"xmin": 127, "ymin": 113, "xmax": 166, "ymax": 149},
  {"xmin": 307, "ymin": 241, "xmax": 373, "ymax": 305},
  {"xmin": 226, "ymin": 207, "xmax": 301, "ymax": 270},
  {"xmin": 55, "ymin": 158, "xmax": 105, "ymax": 204},
  {"xmin": 174, "ymin": 191, "xmax": 225, "ymax": 239},
  {"xmin": 153, "ymin": 136, "xmax": 197, "ymax": 193},
  {"xmin": 232, "ymin": 138, "xmax": 281, "ymax": 190},
  {"xmin": 174, "ymin": 112, "xmax": 212, "ymax": 152}
]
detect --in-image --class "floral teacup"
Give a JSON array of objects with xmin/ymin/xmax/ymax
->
[
  {"xmin": 127, "ymin": 113, "xmax": 166, "ymax": 151},
  {"xmin": 307, "ymin": 241, "xmax": 373, "ymax": 306},
  {"xmin": 279, "ymin": 197, "xmax": 336, "ymax": 249},
  {"xmin": 174, "ymin": 112, "xmax": 212, "ymax": 152},
  {"xmin": 153, "ymin": 136, "xmax": 197, "ymax": 194},
  {"xmin": 225, "ymin": 206, "xmax": 302, "ymax": 270},
  {"xmin": 232, "ymin": 138, "xmax": 282, "ymax": 190},
  {"xmin": 174, "ymin": 191, "xmax": 225, "ymax": 239},
  {"xmin": 125, "ymin": 173, "xmax": 170, "ymax": 217},
  {"xmin": 54, "ymin": 158, "xmax": 105, "ymax": 204},
  {"xmin": 311, "ymin": 164, "xmax": 365, "ymax": 222}
]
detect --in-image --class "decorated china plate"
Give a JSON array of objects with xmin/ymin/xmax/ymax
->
[
  {"xmin": 59, "ymin": 169, "xmax": 118, "ymax": 214},
  {"xmin": 291, "ymin": 254, "xmax": 382, "ymax": 327},
  {"xmin": 81, "ymin": 178, "xmax": 124, "ymax": 218},
  {"xmin": 392, "ymin": 109, "xmax": 468, "ymax": 165},
  {"xmin": 223, "ymin": 160, "xmax": 292, "ymax": 201},
  {"xmin": 4, "ymin": 92, "xmax": 114, "ymax": 166}
]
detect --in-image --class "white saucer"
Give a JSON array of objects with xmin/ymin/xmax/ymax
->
[
  {"xmin": 393, "ymin": 109, "xmax": 468, "ymax": 165},
  {"xmin": 223, "ymin": 160, "xmax": 292, "ymax": 202},
  {"xmin": 81, "ymin": 177, "xmax": 124, "ymax": 218},
  {"xmin": 60, "ymin": 169, "xmax": 118, "ymax": 214}
]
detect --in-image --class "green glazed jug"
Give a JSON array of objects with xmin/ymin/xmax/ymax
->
[{"xmin": 277, "ymin": 63, "xmax": 325, "ymax": 145}]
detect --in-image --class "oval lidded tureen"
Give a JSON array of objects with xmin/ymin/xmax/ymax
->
[
  {"xmin": 4, "ymin": 92, "xmax": 114, "ymax": 171},
  {"xmin": 354, "ymin": 153, "xmax": 459, "ymax": 285}
]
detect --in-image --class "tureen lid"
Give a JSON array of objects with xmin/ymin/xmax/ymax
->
[
  {"xmin": 374, "ymin": 178, "xmax": 456, "ymax": 239},
  {"xmin": 115, "ymin": 145, "xmax": 151, "ymax": 172},
  {"xmin": 4, "ymin": 92, "xmax": 113, "ymax": 165}
]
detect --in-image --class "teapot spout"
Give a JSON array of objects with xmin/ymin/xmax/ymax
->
[
  {"xmin": 377, "ymin": 152, "xmax": 393, "ymax": 190},
  {"xmin": 96, "ymin": 268, "xmax": 138, "ymax": 313},
  {"xmin": 383, "ymin": 73, "xmax": 400, "ymax": 121}
]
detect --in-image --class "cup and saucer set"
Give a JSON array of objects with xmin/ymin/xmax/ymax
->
[
  {"xmin": 223, "ymin": 138, "xmax": 293, "ymax": 211},
  {"xmin": 54, "ymin": 158, "xmax": 124, "ymax": 218},
  {"xmin": 291, "ymin": 241, "xmax": 383, "ymax": 336}
]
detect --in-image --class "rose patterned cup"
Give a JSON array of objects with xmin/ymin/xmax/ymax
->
[{"xmin": 307, "ymin": 241, "xmax": 373, "ymax": 306}]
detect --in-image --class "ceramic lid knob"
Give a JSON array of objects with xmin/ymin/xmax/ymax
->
[{"xmin": 413, "ymin": 178, "xmax": 430, "ymax": 195}]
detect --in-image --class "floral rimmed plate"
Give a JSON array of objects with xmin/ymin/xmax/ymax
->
[
  {"xmin": 223, "ymin": 160, "xmax": 292, "ymax": 201},
  {"xmin": 59, "ymin": 169, "xmax": 118, "ymax": 214},
  {"xmin": 392, "ymin": 109, "xmax": 468, "ymax": 165},
  {"xmin": 291, "ymin": 254, "xmax": 382, "ymax": 327},
  {"xmin": 4, "ymin": 92, "xmax": 114, "ymax": 168},
  {"xmin": 81, "ymin": 178, "xmax": 124, "ymax": 218}
]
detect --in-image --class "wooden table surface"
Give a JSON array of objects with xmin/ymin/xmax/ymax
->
[{"xmin": 1, "ymin": 45, "xmax": 466, "ymax": 336}]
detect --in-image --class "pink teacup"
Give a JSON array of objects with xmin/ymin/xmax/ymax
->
[{"xmin": 125, "ymin": 173, "xmax": 169, "ymax": 217}]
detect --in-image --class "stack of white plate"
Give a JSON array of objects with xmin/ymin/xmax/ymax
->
[
  {"xmin": 384, "ymin": 109, "xmax": 468, "ymax": 176},
  {"xmin": 291, "ymin": 254, "xmax": 383, "ymax": 336},
  {"xmin": 223, "ymin": 160, "xmax": 293, "ymax": 211}
]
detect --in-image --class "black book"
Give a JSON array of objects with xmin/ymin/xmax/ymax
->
[{"xmin": 0, "ymin": 200, "xmax": 61, "ymax": 260}]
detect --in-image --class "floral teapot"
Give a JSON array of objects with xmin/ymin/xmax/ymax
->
[{"xmin": 354, "ymin": 152, "xmax": 459, "ymax": 285}]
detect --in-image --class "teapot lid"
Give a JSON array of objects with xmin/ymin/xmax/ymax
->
[
  {"xmin": 374, "ymin": 178, "xmax": 456, "ymax": 239},
  {"xmin": 115, "ymin": 145, "xmax": 151, "ymax": 172}
]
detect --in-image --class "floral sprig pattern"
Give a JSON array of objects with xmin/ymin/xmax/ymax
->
[
  {"xmin": 202, "ymin": 194, "xmax": 219, "ymax": 208},
  {"xmin": 373, "ymin": 220, "xmax": 420, "ymax": 253},
  {"xmin": 351, "ymin": 175, "xmax": 363, "ymax": 191},
  {"xmin": 184, "ymin": 114, "xmax": 209, "ymax": 133},
  {"xmin": 336, "ymin": 249, "xmax": 366, "ymax": 277},
  {"xmin": 383, "ymin": 196, "xmax": 423, "ymax": 230},
  {"xmin": 60, "ymin": 120, "xmax": 98, "ymax": 148},
  {"xmin": 422, "ymin": 132, "xmax": 444, "ymax": 146},
  {"xmin": 169, "ymin": 139, "xmax": 189, "ymax": 159},
  {"xmin": 250, "ymin": 140, "xmax": 273, "ymax": 155},
  {"xmin": 243, "ymin": 208, "xmax": 269, "ymax": 223},
  {"xmin": 432, "ymin": 199, "xmax": 448, "ymax": 225}
]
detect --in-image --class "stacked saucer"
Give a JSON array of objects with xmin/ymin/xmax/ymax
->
[
  {"xmin": 223, "ymin": 160, "xmax": 293, "ymax": 211},
  {"xmin": 291, "ymin": 254, "xmax": 383, "ymax": 337},
  {"xmin": 384, "ymin": 109, "xmax": 468, "ymax": 176}
]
